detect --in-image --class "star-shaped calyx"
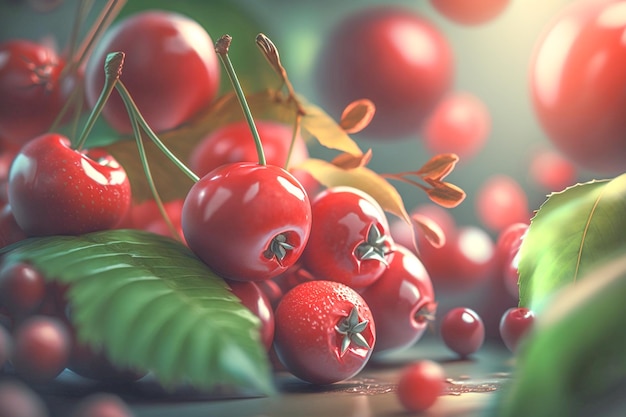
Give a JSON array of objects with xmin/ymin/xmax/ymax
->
[
  {"xmin": 335, "ymin": 306, "xmax": 371, "ymax": 356},
  {"xmin": 354, "ymin": 224, "xmax": 389, "ymax": 265},
  {"xmin": 264, "ymin": 233, "xmax": 295, "ymax": 265}
]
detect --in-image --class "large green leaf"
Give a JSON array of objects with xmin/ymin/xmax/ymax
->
[
  {"xmin": 0, "ymin": 229, "xmax": 274, "ymax": 395},
  {"xmin": 518, "ymin": 173, "xmax": 626, "ymax": 310}
]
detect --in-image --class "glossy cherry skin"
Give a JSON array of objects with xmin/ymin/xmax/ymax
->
[
  {"xmin": 440, "ymin": 307, "xmax": 485, "ymax": 358},
  {"xmin": 0, "ymin": 39, "xmax": 65, "ymax": 145},
  {"xmin": 495, "ymin": 222, "xmax": 529, "ymax": 299},
  {"xmin": 499, "ymin": 307, "xmax": 535, "ymax": 353},
  {"xmin": 182, "ymin": 162, "xmax": 311, "ymax": 282},
  {"xmin": 397, "ymin": 360, "xmax": 446, "ymax": 412},
  {"xmin": 430, "ymin": 0, "xmax": 510, "ymax": 25},
  {"xmin": 301, "ymin": 186, "xmax": 393, "ymax": 289},
  {"xmin": 315, "ymin": 6, "xmax": 453, "ymax": 139},
  {"xmin": 190, "ymin": 120, "xmax": 309, "ymax": 178},
  {"xmin": 360, "ymin": 244, "xmax": 436, "ymax": 354},
  {"xmin": 85, "ymin": 10, "xmax": 220, "ymax": 134},
  {"xmin": 530, "ymin": 0, "xmax": 626, "ymax": 174},
  {"xmin": 227, "ymin": 280, "xmax": 275, "ymax": 351},
  {"xmin": 273, "ymin": 280, "xmax": 376, "ymax": 385},
  {"xmin": 422, "ymin": 92, "xmax": 491, "ymax": 161},
  {"xmin": 7, "ymin": 133, "xmax": 132, "ymax": 236}
]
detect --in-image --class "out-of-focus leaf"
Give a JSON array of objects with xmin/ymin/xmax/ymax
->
[
  {"xmin": 0, "ymin": 229, "xmax": 274, "ymax": 395},
  {"xmin": 339, "ymin": 99, "xmax": 376, "ymax": 134},
  {"xmin": 412, "ymin": 213, "xmax": 445, "ymax": 249},
  {"xmin": 296, "ymin": 158, "xmax": 410, "ymax": 224},
  {"xmin": 425, "ymin": 180, "xmax": 466, "ymax": 208},
  {"xmin": 518, "ymin": 174, "xmax": 626, "ymax": 311},
  {"xmin": 331, "ymin": 149, "xmax": 372, "ymax": 169},
  {"xmin": 416, "ymin": 153, "xmax": 459, "ymax": 181},
  {"xmin": 300, "ymin": 102, "xmax": 363, "ymax": 156}
]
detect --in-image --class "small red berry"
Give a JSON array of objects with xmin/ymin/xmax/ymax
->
[
  {"xmin": 499, "ymin": 307, "xmax": 535, "ymax": 352},
  {"xmin": 440, "ymin": 307, "xmax": 485, "ymax": 357}
]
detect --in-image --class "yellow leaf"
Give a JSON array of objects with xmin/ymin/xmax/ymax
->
[
  {"xmin": 297, "ymin": 158, "xmax": 410, "ymax": 223},
  {"xmin": 426, "ymin": 180, "xmax": 466, "ymax": 208},
  {"xmin": 300, "ymin": 102, "xmax": 363, "ymax": 156}
]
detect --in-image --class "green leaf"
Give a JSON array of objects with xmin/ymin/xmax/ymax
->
[
  {"xmin": 0, "ymin": 229, "xmax": 274, "ymax": 395},
  {"xmin": 518, "ymin": 173, "xmax": 626, "ymax": 311}
]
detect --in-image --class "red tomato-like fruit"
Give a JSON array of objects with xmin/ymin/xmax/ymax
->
[
  {"xmin": 182, "ymin": 162, "xmax": 311, "ymax": 282},
  {"xmin": 422, "ymin": 92, "xmax": 491, "ymax": 161},
  {"xmin": 227, "ymin": 280, "xmax": 275, "ymax": 351},
  {"xmin": 447, "ymin": 225, "xmax": 497, "ymax": 290},
  {"xmin": 430, "ymin": 0, "xmax": 511, "ymax": 25},
  {"xmin": 530, "ymin": 0, "xmax": 626, "ymax": 174},
  {"xmin": 274, "ymin": 280, "xmax": 376, "ymax": 385},
  {"xmin": 499, "ymin": 307, "xmax": 535, "ymax": 352},
  {"xmin": 360, "ymin": 244, "xmax": 436, "ymax": 354},
  {"xmin": 396, "ymin": 360, "xmax": 446, "ymax": 412},
  {"xmin": 301, "ymin": 186, "xmax": 393, "ymax": 289},
  {"xmin": 85, "ymin": 10, "xmax": 220, "ymax": 134},
  {"xmin": 440, "ymin": 307, "xmax": 485, "ymax": 357},
  {"xmin": 7, "ymin": 133, "xmax": 132, "ymax": 236},
  {"xmin": 315, "ymin": 6, "xmax": 453, "ymax": 139},
  {"xmin": 0, "ymin": 40, "xmax": 65, "ymax": 145}
]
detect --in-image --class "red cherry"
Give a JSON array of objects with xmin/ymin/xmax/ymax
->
[
  {"xmin": 430, "ymin": 0, "xmax": 511, "ymax": 25},
  {"xmin": 360, "ymin": 244, "xmax": 436, "ymax": 354},
  {"xmin": 499, "ymin": 307, "xmax": 535, "ymax": 352},
  {"xmin": 0, "ymin": 40, "xmax": 65, "ymax": 144},
  {"xmin": 273, "ymin": 280, "xmax": 376, "ymax": 385},
  {"xmin": 226, "ymin": 280, "xmax": 275, "ymax": 351},
  {"xmin": 315, "ymin": 6, "xmax": 453, "ymax": 139},
  {"xmin": 7, "ymin": 133, "xmax": 132, "ymax": 236},
  {"xmin": 190, "ymin": 120, "xmax": 308, "ymax": 177},
  {"xmin": 11, "ymin": 315, "xmax": 71, "ymax": 382},
  {"xmin": 0, "ymin": 261, "xmax": 46, "ymax": 318},
  {"xmin": 396, "ymin": 360, "xmax": 446, "ymax": 412},
  {"xmin": 0, "ymin": 379, "xmax": 49, "ymax": 417},
  {"xmin": 530, "ymin": 0, "xmax": 626, "ymax": 174},
  {"xmin": 447, "ymin": 225, "xmax": 497, "ymax": 290},
  {"xmin": 182, "ymin": 162, "xmax": 311, "ymax": 282},
  {"xmin": 422, "ymin": 92, "xmax": 491, "ymax": 161},
  {"xmin": 440, "ymin": 307, "xmax": 485, "ymax": 358},
  {"xmin": 495, "ymin": 222, "xmax": 529, "ymax": 299},
  {"xmin": 301, "ymin": 186, "xmax": 394, "ymax": 289},
  {"xmin": 475, "ymin": 174, "xmax": 530, "ymax": 233},
  {"xmin": 0, "ymin": 325, "xmax": 11, "ymax": 369},
  {"xmin": 529, "ymin": 147, "xmax": 578, "ymax": 192},
  {"xmin": 70, "ymin": 393, "xmax": 134, "ymax": 417},
  {"xmin": 85, "ymin": 10, "xmax": 220, "ymax": 134}
]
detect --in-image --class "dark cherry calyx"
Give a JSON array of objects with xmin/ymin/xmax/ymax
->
[
  {"xmin": 264, "ymin": 232, "xmax": 295, "ymax": 265},
  {"xmin": 335, "ymin": 306, "xmax": 371, "ymax": 356}
]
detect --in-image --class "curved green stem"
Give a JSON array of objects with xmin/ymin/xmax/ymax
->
[
  {"xmin": 114, "ymin": 81, "xmax": 200, "ymax": 183},
  {"xmin": 74, "ymin": 51, "xmax": 124, "ymax": 150},
  {"xmin": 216, "ymin": 35, "xmax": 266, "ymax": 166}
]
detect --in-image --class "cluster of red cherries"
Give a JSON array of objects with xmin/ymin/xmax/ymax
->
[{"xmin": 0, "ymin": 4, "xmax": 538, "ymax": 416}]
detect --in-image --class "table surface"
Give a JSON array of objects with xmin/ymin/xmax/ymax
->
[{"xmin": 43, "ymin": 336, "xmax": 514, "ymax": 417}]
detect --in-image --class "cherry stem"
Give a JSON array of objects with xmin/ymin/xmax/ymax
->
[
  {"xmin": 114, "ymin": 81, "xmax": 200, "ymax": 183},
  {"xmin": 124, "ymin": 103, "xmax": 182, "ymax": 242},
  {"xmin": 285, "ymin": 113, "xmax": 302, "ymax": 170},
  {"xmin": 215, "ymin": 34, "xmax": 266, "ymax": 166},
  {"xmin": 74, "ymin": 51, "xmax": 124, "ymax": 151}
]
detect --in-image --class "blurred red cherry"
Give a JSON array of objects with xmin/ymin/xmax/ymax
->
[
  {"xmin": 476, "ymin": 175, "xmax": 530, "ymax": 233},
  {"xmin": 430, "ymin": 0, "xmax": 511, "ymax": 25},
  {"xmin": 528, "ymin": 147, "xmax": 578, "ymax": 192},
  {"xmin": 530, "ymin": 0, "xmax": 626, "ymax": 174},
  {"xmin": 422, "ymin": 92, "xmax": 491, "ymax": 162},
  {"xmin": 316, "ymin": 6, "xmax": 453, "ymax": 139}
]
